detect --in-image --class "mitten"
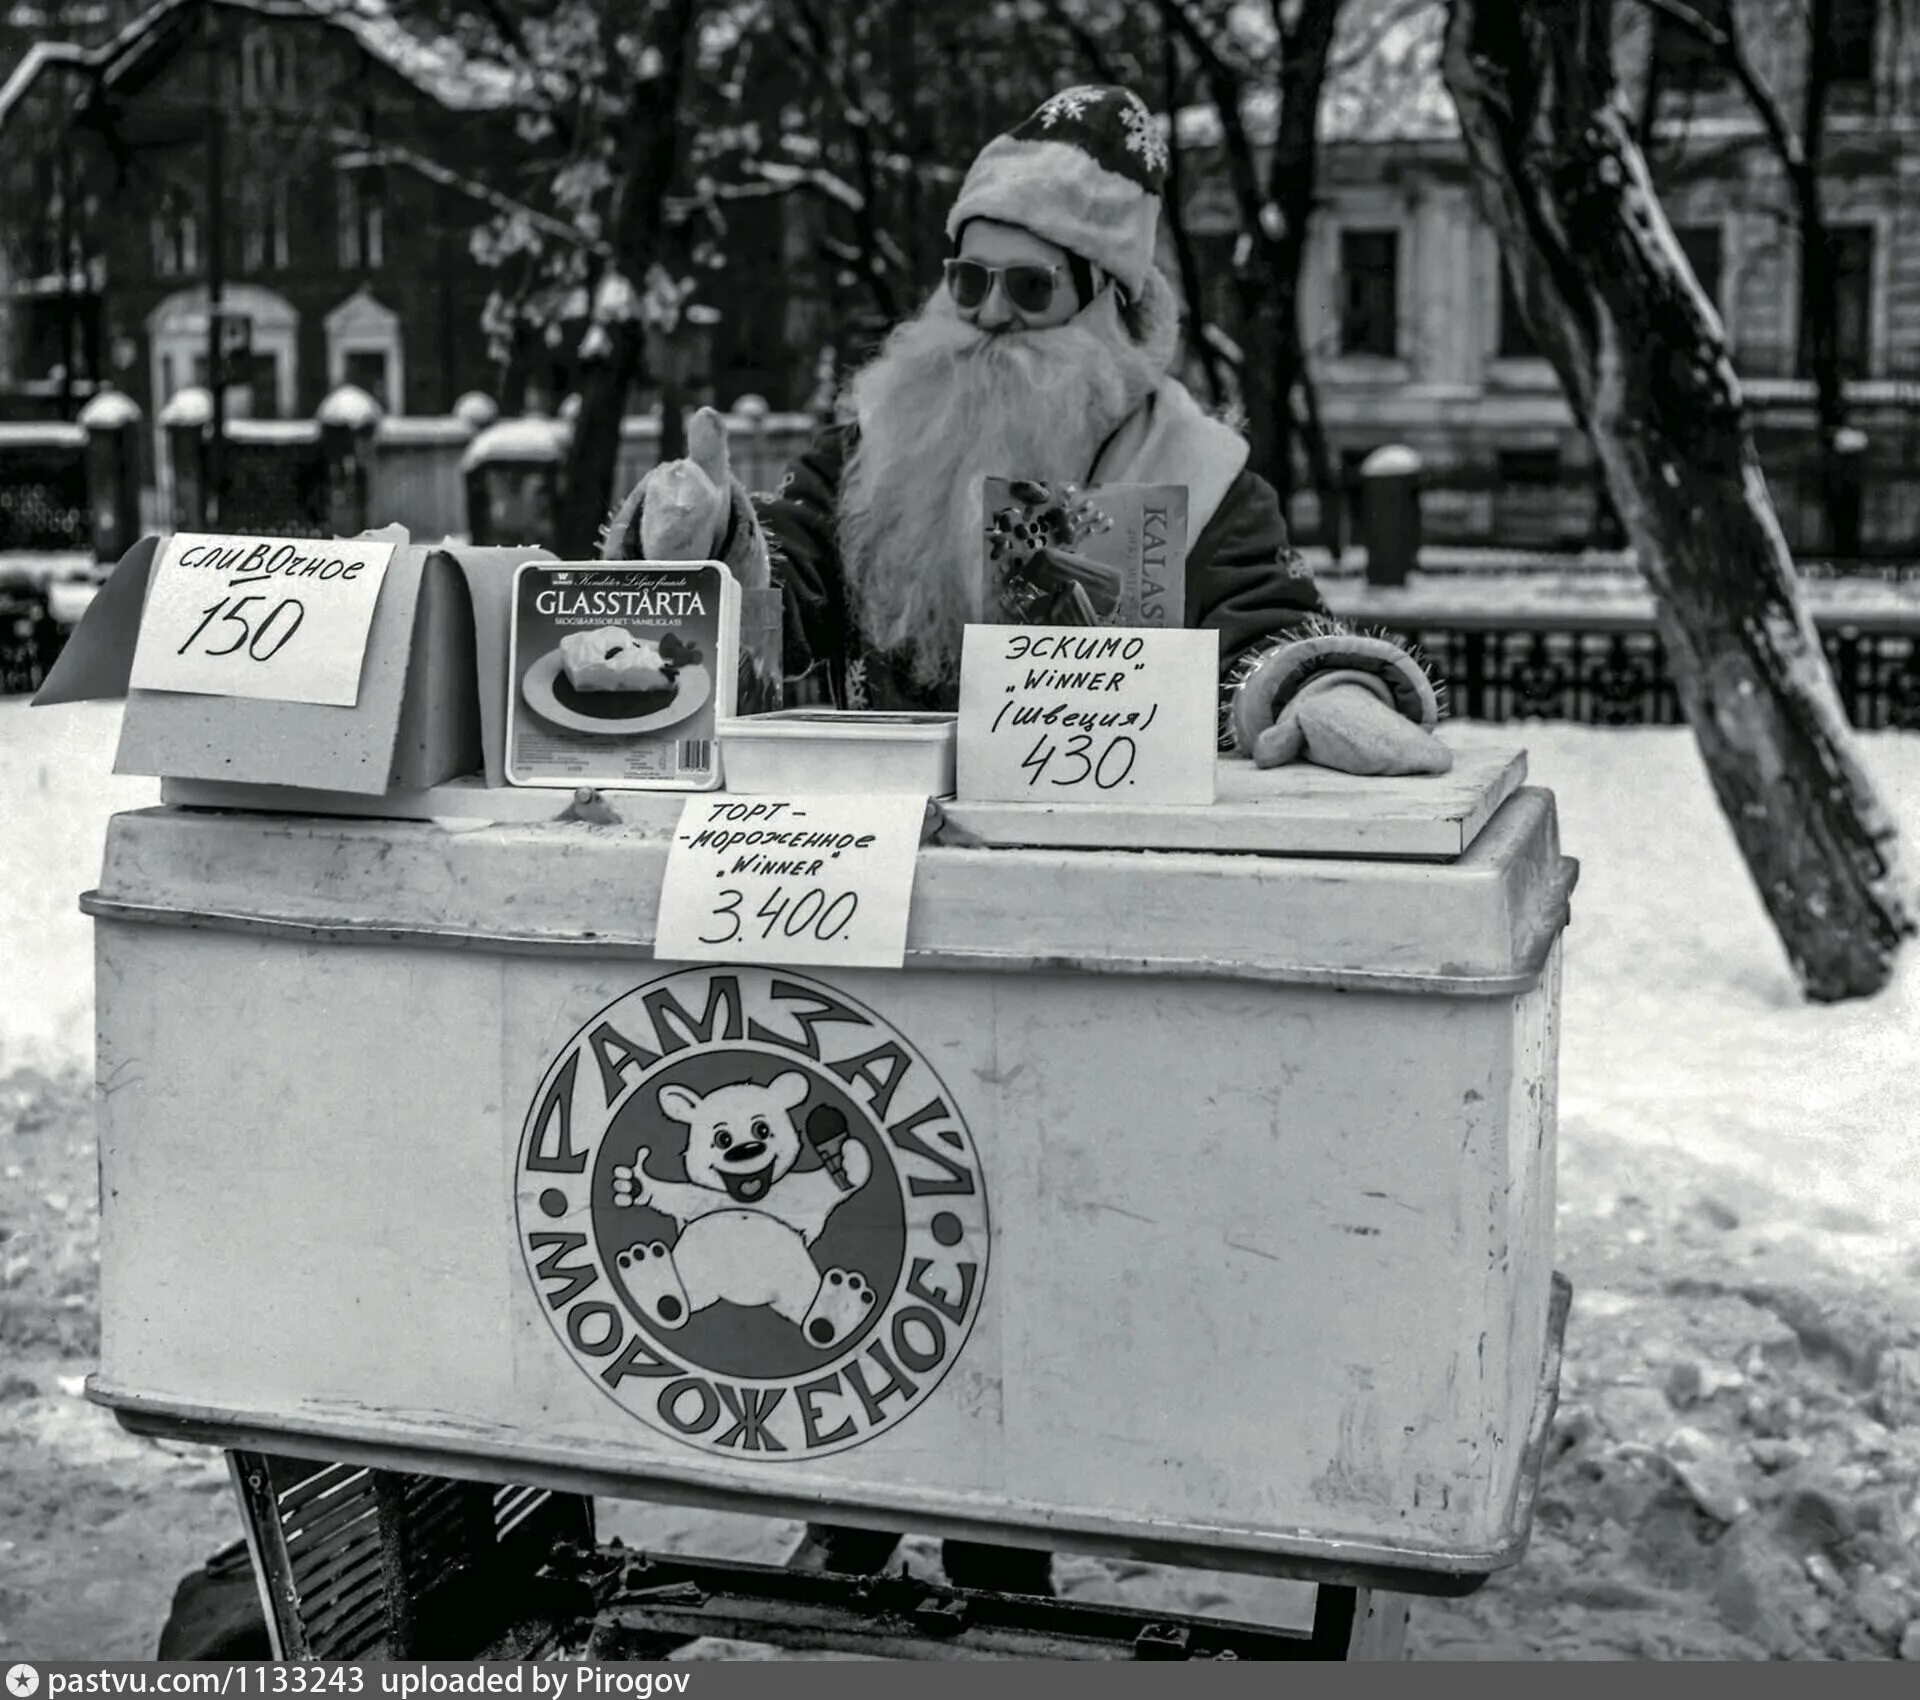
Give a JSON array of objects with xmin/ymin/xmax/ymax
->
[
  {"xmin": 601, "ymin": 406, "xmax": 772, "ymax": 590},
  {"xmin": 1231, "ymin": 629, "xmax": 1452, "ymax": 777}
]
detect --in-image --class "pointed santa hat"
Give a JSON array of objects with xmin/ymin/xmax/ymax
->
[{"xmin": 945, "ymin": 85, "xmax": 1170, "ymax": 301}]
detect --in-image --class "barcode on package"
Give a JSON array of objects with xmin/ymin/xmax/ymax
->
[{"xmin": 680, "ymin": 738, "xmax": 712, "ymax": 771}]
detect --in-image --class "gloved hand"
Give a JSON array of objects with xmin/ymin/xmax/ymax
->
[
  {"xmin": 1249, "ymin": 673, "xmax": 1452, "ymax": 775},
  {"xmin": 1230, "ymin": 632, "xmax": 1452, "ymax": 778}
]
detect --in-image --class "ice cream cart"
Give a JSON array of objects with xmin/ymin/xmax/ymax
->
[{"xmin": 46, "ymin": 537, "xmax": 1575, "ymax": 1662}]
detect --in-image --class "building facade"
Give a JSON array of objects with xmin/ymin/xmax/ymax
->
[{"xmin": 1176, "ymin": 0, "xmax": 1920, "ymax": 553}]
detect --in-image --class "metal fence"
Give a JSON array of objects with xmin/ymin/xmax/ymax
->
[
  {"xmin": 1377, "ymin": 621, "xmax": 1920, "ymax": 731},
  {"xmin": 216, "ymin": 423, "xmax": 331, "ymax": 537},
  {"xmin": 0, "ymin": 422, "xmax": 89, "ymax": 550}
]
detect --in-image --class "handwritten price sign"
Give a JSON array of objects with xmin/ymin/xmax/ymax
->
[
  {"xmin": 957, "ymin": 624, "xmax": 1218, "ymax": 805},
  {"xmin": 128, "ymin": 533, "xmax": 395, "ymax": 707},
  {"xmin": 655, "ymin": 793, "xmax": 928, "ymax": 970}
]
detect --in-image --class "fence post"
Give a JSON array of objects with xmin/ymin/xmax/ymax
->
[
  {"xmin": 159, "ymin": 386, "xmax": 213, "ymax": 531},
  {"xmin": 461, "ymin": 419, "xmax": 567, "ymax": 546},
  {"xmin": 318, "ymin": 384, "xmax": 384, "ymax": 538},
  {"xmin": 1360, "ymin": 445, "xmax": 1422, "ymax": 588},
  {"xmin": 453, "ymin": 391, "xmax": 499, "ymax": 432},
  {"xmin": 79, "ymin": 387, "xmax": 144, "ymax": 562}
]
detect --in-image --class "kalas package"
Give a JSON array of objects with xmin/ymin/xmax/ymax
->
[
  {"xmin": 506, "ymin": 560, "xmax": 739, "ymax": 789},
  {"xmin": 983, "ymin": 478, "xmax": 1189, "ymax": 629}
]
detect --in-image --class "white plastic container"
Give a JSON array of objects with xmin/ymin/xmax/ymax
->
[{"xmin": 715, "ymin": 708, "xmax": 958, "ymax": 795}]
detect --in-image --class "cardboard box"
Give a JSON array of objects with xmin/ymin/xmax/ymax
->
[{"xmin": 36, "ymin": 534, "xmax": 552, "ymax": 794}]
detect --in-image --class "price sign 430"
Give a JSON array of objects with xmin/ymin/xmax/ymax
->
[
  {"xmin": 1019, "ymin": 730, "xmax": 1138, "ymax": 790},
  {"xmin": 176, "ymin": 593, "xmax": 307, "ymax": 662}
]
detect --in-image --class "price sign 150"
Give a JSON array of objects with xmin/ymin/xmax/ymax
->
[{"xmin": 176, "ymin": 593, "xmax": 306, "ymax": 662}]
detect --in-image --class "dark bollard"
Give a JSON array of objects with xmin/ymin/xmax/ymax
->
[
  {"xmin": 80, "ymin": 388, "xmax": 144, "ymax": 564},
  {"xmin": 1360, "ymin": 445, "xmax": 1423, "ymax": 588},
  {"xmin": 318, "ymin": 384, "xmax": 383, "ymax": 538},
  {"xmin": 159, "ymin": 387, "xmax": 213, "ymax": 531},
  {"xmin": 461, "ymin": 418, "xmax": 566, "ymax": 546}
]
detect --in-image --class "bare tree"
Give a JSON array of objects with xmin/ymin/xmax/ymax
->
[
  {"xmin": 1633, "ymin": 0, "xmax": 1868, "ymax": 557},
  {"xmin": 1151, "ymin": 0, "xmax": 1347, "ymax": 542},
  {"xmin": 1443, "ymin": 0, "xmax": 1913, "ymax": 1000}
]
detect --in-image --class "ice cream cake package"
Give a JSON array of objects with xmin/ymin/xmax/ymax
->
[
  {"xmin": 982, "ymin": 479, "xmax": 1189, "ymax": 629},
  {"xmin": 506, "ymin": 560, "xmax": 740, "ymax": 789}
]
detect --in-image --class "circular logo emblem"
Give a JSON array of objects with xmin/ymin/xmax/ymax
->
[{"xmin": 516, "ymin": 966, "xmax": 990, "ymax": 1459}]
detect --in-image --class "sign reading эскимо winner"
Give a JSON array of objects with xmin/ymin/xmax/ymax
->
[{"xmin": 957, "ymin": 624, "xmax": 1217, "ymax": 806}]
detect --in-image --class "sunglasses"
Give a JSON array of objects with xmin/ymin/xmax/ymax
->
[{"xmin": 943, "ymin": 257, "xmax": 1066, "ymax": 316}]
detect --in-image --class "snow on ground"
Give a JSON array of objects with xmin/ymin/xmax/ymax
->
[{"xmin": 0, "ymin": 701, "xmax": 157, "ymax": 1079}]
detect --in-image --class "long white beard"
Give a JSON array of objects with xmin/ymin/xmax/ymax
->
[{"xmin": 836, "ymin": 289, "xmax": 1161, "ymax": 689}]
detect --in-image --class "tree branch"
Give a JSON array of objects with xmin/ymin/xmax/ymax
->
[{"xmin": 1630, "ymin": 0, "xmax": 1805, "ymax": 170}]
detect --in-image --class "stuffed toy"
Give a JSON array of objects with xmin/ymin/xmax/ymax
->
[
  {"xmin": 603, "ymin": 406, "xmax": 782, "ymax": 713},
  {"xmin": 602, "ymin": 406, "xmax": 770, "ymax": 589}
]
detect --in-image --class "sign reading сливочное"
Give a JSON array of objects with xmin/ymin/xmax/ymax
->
[{"xmin": 128, "ymin": 532, "xmax": 395, "ymax": 708}]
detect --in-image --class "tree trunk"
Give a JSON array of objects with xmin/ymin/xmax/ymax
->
[
  {"xmin": 1795, "ymin": 0, "xmax": 1858, "ymax": 560},
  {"xmin": 1443, "ymin": 0, "xmax": 1913, "ymax": 1001},
  {"xmin": 555, "ymin": 0, "xmax": 703, "ymax": 556}
]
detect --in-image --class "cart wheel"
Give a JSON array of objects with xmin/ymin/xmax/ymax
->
[{"xmin": 156, "ymin": 1540, "xmax": 272, "ymax": 1661}]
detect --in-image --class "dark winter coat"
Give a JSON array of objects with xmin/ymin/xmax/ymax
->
[{"xmin": 752, "ymin": 415, "xmax": 1333, "ymax": 744}]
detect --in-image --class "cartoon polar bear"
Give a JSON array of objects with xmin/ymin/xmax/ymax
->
[{"xmin": 612, "ymin": 1070, "xmax": 875, "ymax": 1346}]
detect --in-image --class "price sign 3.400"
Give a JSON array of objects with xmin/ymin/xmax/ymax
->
[
  {"xmin": 655, "ymin": 795, "xmax": 928, "ymax": 971},
  {"xmin": 128, "ymin": 533, "xmax": 396, "ymax": 707}
]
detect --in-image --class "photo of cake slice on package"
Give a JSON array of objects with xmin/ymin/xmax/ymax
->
[
  {"xmin": 507, "ymin": 561, "xmax": 739, "ymax": 789},
  {"xmin": 982, "ymin": 478, "xmax": 1190, "ymax": 630}
]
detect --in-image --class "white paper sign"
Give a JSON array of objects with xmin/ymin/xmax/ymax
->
[
  {"xmin": 957, "ymin": 624, "xmax": 1219, "ymax": 805},
  {"xmin": 128, "ymin": 533, "xmax": 395, "ymax": 707},
  {"xmin": 655, "ymin": 793, "xmax": 927, "ymax": 970}
]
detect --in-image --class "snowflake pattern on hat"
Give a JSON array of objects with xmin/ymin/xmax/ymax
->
[
  {"xmin": 1037, "ymin": 86, "xmax": 1104, "ymax": 127},
  {"xmin": 1117, "ymin": 95, "xmax": 1169, "ymax": 173},
  {"xmin": 1011, "ymin": 84, "xmax": 1167, "ymax": 195}
]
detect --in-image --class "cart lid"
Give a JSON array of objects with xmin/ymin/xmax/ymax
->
[
  {"xmin": 158, "ymin": 743, "xmax": 1525, "ymax": 862},
  {"xmin": 94, "ymin": 763, "xmax": 1575, "ymax": 995}
]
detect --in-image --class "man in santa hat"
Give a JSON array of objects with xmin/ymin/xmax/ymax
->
[
  {"xmin": 763, "ymin": 87, "xmax": 1447, "ymax": 1595},
  {"xmin": 755, "ymin": 83, "xmax": 1451, "ymax": 772}
]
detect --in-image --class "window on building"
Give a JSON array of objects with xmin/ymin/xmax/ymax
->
[
  {"xmin": 1340, "ymin": 229, "xmax": 1399, "ymax": 358},
  {"xmin": 1673, "ymin": 223, "xmax": 1723, "ymax": 314},
  {"xmin": 1830, "ymin": 224, "xmax": 1874, "ymax": 379},
  {"xmin": 151, "ymin": 187, "xmax": 198, "ymax": 279},
  {"xmin": 1653, "ymin": 0, "xmax": 1732, "ymax": 90},
  {"xmin": 242, "ymin": 179, "xmax": 290, "ymax": 272},
  {"xmin": 1498, "ymin": 448, "xmax": 1562, "ymax": 486},
  {"xmin": 240, "ymin": 31, "xmax": 295, "ymax": 104},
  {"xmin": 1830, "ymin": 0, "xmax": 1877, "ymax": 92},
  {"xmin": 1497, "ymin": 262, "xmax": 1538, "ymax": 359},
  {"xmin": 338, "ymin": 170, "xmax": 387, "ymax": 271},
  {"xmin": 342, "ymin": 348, "xmax": 391, "ymax": 410}
]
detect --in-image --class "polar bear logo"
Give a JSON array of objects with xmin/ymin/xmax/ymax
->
[{"xmin": 610, "ymin": 1070, "xmax": 876, "ymax": 1347}]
